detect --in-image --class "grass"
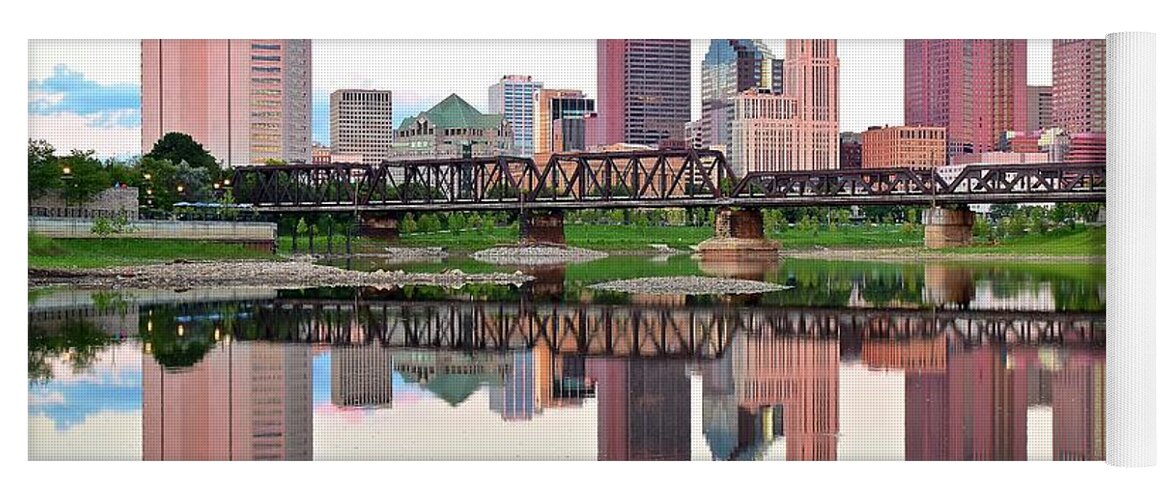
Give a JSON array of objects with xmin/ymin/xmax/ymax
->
[
  {"xmin": 950, "ymin": 226, "xmax": 1106, "ymax": 256},
  {"xmin": 397, "ymin": 223, "xmax": 922, "ymax": 252},
  {"xmin": 28, "ymin": 232, "xmax": 278, "ymax": 269}
]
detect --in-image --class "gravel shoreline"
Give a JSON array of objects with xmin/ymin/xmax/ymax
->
[
  {"xmin": 471, "ymin": 245, "xmax": 609, "ymax": 266},
  {"xmin": 589, "ymin": 276, "xmax": 789, "ymax": 295},
  {"xmin": 29, "ymin": 260, "xmax": 533, "ymax": 290}
]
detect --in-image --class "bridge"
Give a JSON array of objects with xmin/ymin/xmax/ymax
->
[
  {"xmin": 230, "ymin": 149, "xmax": 1106, "ymax": 249},
  {"xmin": 242, "ymin": 299, "xmax": 1105, "ymax": 359}
]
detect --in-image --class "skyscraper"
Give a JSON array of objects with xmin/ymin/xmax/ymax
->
[
  {"xmin": 330, "ymin": 89, "xmax": 393, "ymax": 165},
  {"xmin": 1027, "ymin": 85, "xmax": 1053, "ymax": 133},
  {"xmin": 141, "ymin": 39, "xmax": 312, "ymax": 166},
  {"xmin": 728, "ymin": 40, "xmax": 839, "ymax": 174},
  {"xmin": 1052, "ymin": 39, "xmax": 1106, "ymax": 135},
  {"xmin": 904, "ymin": 39, "xmax": 1027, "ymax": 161},
  {"xmin": 782, "ymin": 39, "xmax": 840, "ymax": 170},
  {"xmin": 700, "ymin": 39, "xmax": 782, "ymax": 152},
  {"xmin": 596, "ymin": 39, "xmax": 692, "ymax": 147},
  {"xmin": 488, "ymin": 75, "xmax": 542, "ymax": 156},
  {"xmin": 533, "ymin": 89, "xmax": 595, "ymax": 155}
]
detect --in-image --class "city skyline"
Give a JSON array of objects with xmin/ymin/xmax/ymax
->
[{"xmin": 28, "ymin": 39, "xmax": 1056, "ymax": 158}]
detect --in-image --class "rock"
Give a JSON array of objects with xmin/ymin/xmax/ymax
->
[
  {"xmin": 588, "ymin": 276, "xmax": 789, "ymax": 296},
  {"xmin": 471, "ymin": 245, "xmax": 608, "ymax": 266}
]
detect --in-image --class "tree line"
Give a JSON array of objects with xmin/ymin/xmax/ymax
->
[{"xmin": 28, "ymin": 132, "xmax": 228, "ymax": 210}]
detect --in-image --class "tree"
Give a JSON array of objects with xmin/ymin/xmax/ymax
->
[
  {"xmin": 401, "ymin": 213, "xmax": 418, "ymax": 234},
  {"xmin": 28, "ymin": 140, "xmax": 62, "ymax": 200},
  {"xmin": 59, "ymin": 150, "xmax": 112, "ymax": 204},
  {"xmin": 137, "ymin": 157, "xmax": 180, "ymax": 209},
  {"xmin": 448, "ymin": 212, "xmax": 467, "ymax": 231},
  {"xmin": 146, "ymin": 132, "xmax": 222, "ymax": 180},
  {"xmin": 418, "ymin": 214, "xmax": 440, "ymax": 233},
  {"xmin": 173, "ymin": 160, "xmax": 211, "ymax": 202}
]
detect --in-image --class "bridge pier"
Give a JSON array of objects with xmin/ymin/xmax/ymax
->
[
  {"xmin": 518, "ymin": 210, "xmax": 566, "ymax": 247},
  {"xmin": 359, "ymin": 213, "xmax": 400, "ymax": 242},
  {"xmin": 695, "ymin": 207, "xmax": 780, "ymax": 261},
  {"xmin": 923, "ymin": 206, "xmax": 974, "ymax": 249}
]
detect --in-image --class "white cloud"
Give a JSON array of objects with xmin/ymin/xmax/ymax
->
[
  {"xmin": 29, "ymin": 111, "xmax": 140, "ymax": 158},
  {"xmin": 28, "ymin": 411, "xmax": 142, "ymax": 460}
]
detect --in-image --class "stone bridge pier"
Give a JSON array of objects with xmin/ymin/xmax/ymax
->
[
  {"xmin": 359, "ymin": 213, "xmax": 400, "ymax": 241},
  {"xmin": 922, "ymin": 206, "xmax": 974, "ymax": 249},
  {"xmin": 695, "ymin": 207, "xmax": 780, "ymax": 261},
  {"xmin": 518, "ymin": 209, "xmax": 566, "ymax": 247}
]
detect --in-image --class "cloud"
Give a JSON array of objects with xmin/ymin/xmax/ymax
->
[
  {"xmin": 28, "ymin": 65, "xmax": 142, "ymax": 157},
  {"xmin": 29, "ymin": 111, "xmax": 140, "ymax": 158},
  {"xmin": 29, "ymin": 64, "xmax": 140, "ymax": 118}
]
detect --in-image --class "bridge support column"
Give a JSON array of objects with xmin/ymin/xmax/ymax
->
[
  {"xmin": 695, "ymin": 207, "xmax": 780, "ymax": 261},
  {"xmin": 922, "ymin": 206, "xmax": 974, "ymax": 249},
  {"xmin": 359, "ymin": 213, "xmax": 400, "ymax": 242},
  {"xmin": 518, "ymin": 210, "xmax": 566, "ymax": 247}
]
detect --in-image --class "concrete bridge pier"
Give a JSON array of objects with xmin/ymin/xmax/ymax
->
[
  {"xmin": 518, "ymin": 209, "xmax": 566, "ymax": 247},
  {"xmin": 695, "ymin": 207, "xmax": 781, "ymax": 261},
  {"xmin": 359, "ymin": 213, "xmax": 400, "ymax": 241},
  {"xmin": 922, "ymin": 206, "xmax": 974, "ymax": 249}
]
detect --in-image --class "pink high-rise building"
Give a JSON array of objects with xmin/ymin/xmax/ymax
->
[
  {"xmin": 905, "ymin": 40, "xmax": 1027, "ymax": 162},
  {"xmin": 596, "ymin": 40, "xmax": 691, "ymax": 147},
  {"xmin": 783, "ymin": 39, "xmax": 840, "ymax": 170},
  {"xmin": 141, "ymin": 39, "xmax": 312, "ymax": 166},
  {"xmin": 728, "ymin": 40, "xmax": 839, "ymax": 174},
  {"xmin": 1052, "ymin": 39, "xmax": 1106, "ymax": 135}
]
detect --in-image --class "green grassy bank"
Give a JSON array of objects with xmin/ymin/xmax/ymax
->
[{"xmin": 28, "ymin": 232, "xmax": 278, "ymax": 269}]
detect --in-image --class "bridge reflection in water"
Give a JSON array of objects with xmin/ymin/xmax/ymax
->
[{"xmin": 29, "ymin": 293, "xmax": 1105, "ymax": 461}]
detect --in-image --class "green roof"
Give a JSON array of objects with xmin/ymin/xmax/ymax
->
[{"xmin": 398, "ymin": 93, "xmax": 505, "ymax": 131}]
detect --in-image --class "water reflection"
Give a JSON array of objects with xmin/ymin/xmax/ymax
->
[{"xmin": 29, "ymin": 282, "xmax": 1105, "ymax": 461}]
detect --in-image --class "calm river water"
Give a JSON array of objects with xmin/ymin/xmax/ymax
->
[{"xmin": 28, "ymin": 255, "xmax": 1105, "ymax": 460}]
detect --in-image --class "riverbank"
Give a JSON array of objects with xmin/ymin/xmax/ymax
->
[
  {"xmin": 29, "ymin": 232, "xmax": 278, "ymax": 269},
  {"xmin": 28, "ymin": 224, "xmax": 1105, "ymax": 270},
  {"xmin": 28, "ymin": 260, "xmax": 533, "ymax": 290}
]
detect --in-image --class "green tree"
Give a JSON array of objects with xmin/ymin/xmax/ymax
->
[
  {"xmin": 448, "ymin": 212, "xmax": 467, "ymax": 231},
  {"xmin": 59, "ymin": 150, "xmax": 112, "ymax": 204},
  {"xmin": 401, "ymin": 213, "xmax": 418, "ymax": 234},
  {"xmin": 418, "ymin": 213, "xmax": 440, "ymax": 233},
  {"xmin": 173, "ymin": 160, "xmax": 212, "ymax": 202},
  {"xmin": 137, "ymin": 157, "xmax": 180, "ymax": 209},
  {"xmin": 146, "ymin": 132, "xmax": 222, "ymax": 180},
  {"xmin": 296, "ymin": 217, "xmax": 309, "ymax": 236},
  {"xmin": 28, "ymin": 140, "xmax": 62, "ymax": 201}
]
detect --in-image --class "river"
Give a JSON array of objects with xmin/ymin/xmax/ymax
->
[{"xmin": 28, "ymin": 255, "xmax": 1105, "ymax": 460}]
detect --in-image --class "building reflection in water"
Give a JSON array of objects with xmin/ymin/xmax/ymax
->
[
  {"xmin": 589, "ymin": 357, "xmax": 691, "ymax": 460},
  {"xmin": 142, "ymin": 341, "xmax": 313, "ymax": 461},
  {"xmin": 702, "ymin": 335, "xmax": 839, "ymax": 461}
]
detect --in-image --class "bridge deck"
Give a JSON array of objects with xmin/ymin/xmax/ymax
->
[{"xmin": 231, "ymin": 150, "xmax": 1106, "ymax": 212}]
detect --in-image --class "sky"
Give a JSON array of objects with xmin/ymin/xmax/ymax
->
[{"xmin": 28, "ymin": 39, "xmax": 1054, "ymax": 159}]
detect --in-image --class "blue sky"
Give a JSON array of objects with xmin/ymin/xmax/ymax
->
[{"xmin": 28, "ymin": 39, "xmax": 1053, "ymax": 158}]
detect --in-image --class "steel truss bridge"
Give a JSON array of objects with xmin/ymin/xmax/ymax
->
[
  {"xmin": 243, "ymin": 299, "xmax": 1105, "ymax": 359},
  {"xmin": 231, "ymin": 150, "xmax": 1106, "ymax": 212}
]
